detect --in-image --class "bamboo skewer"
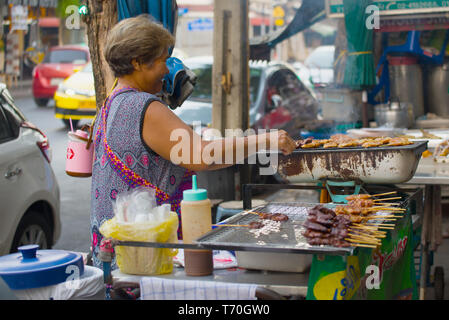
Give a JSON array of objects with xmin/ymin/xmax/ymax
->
[
  {"xmin": 376, "ymin": 202, "xmax": 401, "ymax": 206},
  {"xmin": 371, "ymin": 191, "xmax": 397, "ymax": 197},
  {"xmin": 212, "ymin": 224, "xmax": 250, "ymax": 227},
  {"xmin": 352, "ymin": 243, "xmax": 378, "ymax": 248},
  {"xmin": 348, "ymin": 231, "xmax": 381, "ymax": 241},
  {"xmin": 364, "ymin": 219, "xmax": 398, "ymax": 223},
  {"xmin": 347, "ymin": 238, "xmax": 380, "ymax": 246},
  {"xmin": 351, "ymin": 226, "xmax": 386, "ymax": 234},
  {"xmin": 365, "ymin": 223, "xmax": 395, "ymax": 227},
  {"xmin": 352, "ymin": 230, "xmax": 384, "ymax": 238},
  {"xmin": 373, "ymin": 197, "xmax": 402, "ymax": 202},
  {"xmin": 347, "ymin": 236, "xmax": 381, "ymax": 246},
  {"xmin": 349, "ymin": 230, "xmax": 386, "ymax": 238},
  {"xmin": 350, "ymin": 225, "xmax": 383, "ymax": 232},
  {"xmin": 368, "ymin": 206, "xmax": 405, "ymax": 211},
  {"xmin": 345, "ymin": 238, "xmax": 379, "ymax": 247},
  {"xmin": 347, "ymin": 235, "xmax": 380, "ymax": 244},
  {"xmin": 363, "ymin": 214, "xmax": 402, "ymax": 218}
]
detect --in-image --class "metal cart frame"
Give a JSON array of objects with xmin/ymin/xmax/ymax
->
[
  {"xmin": 242, "ymin": 182, "xmax": 427, "ymax": 299},
  {"xmin": 101, "ymin": 182, "xmax": 426, "ymax": 300}
]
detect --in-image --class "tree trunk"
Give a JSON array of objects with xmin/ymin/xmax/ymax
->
[{"xmin": 82, "ymin": 0, "xmax": 117, "ymax": 112}]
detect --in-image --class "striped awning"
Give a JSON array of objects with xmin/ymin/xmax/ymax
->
[{"xmin": 6, "ymin": 0, "xmax": 58, "ymax": 7}]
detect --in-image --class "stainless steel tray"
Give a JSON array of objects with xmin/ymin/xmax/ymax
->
[
  {"xmin": 195, "ymin": 202, "xmax": 356, "ymax": 256},
  {"xmin": 264, "ymin": 141, "xmax": 427, "ymax": 184}
]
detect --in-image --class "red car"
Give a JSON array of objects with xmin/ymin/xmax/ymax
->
[{"xmin": 32, "ymin": 45, "xmax": 90, "ymax": 107}]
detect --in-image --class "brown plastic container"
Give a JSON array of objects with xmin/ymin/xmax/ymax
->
[
  {"xmin": 183, "ymin": 250, "xmax": 213, "ymax": 276},
  {"xmin": 181, "ymin": 175, "xmax": 213, "ymax": 276}
]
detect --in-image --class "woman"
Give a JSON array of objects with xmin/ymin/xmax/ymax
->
[{"xmin": 91, "ymin": 14, "xmax": 297, "ymax": 269}]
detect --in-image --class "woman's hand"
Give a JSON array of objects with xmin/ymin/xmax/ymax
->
[{"xmin": 265, "ymin": 130, "xmax": 297, "ymax": 155}]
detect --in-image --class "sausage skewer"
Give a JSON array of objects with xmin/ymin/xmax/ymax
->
[{"xmin": 345, "ymin": 191, "xmax": 399, "ymax": 201}]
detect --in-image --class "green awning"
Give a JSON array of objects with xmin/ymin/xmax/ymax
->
[{"xmin": 342, "ymin": 0, "xmax": 376, "ymax": 89}]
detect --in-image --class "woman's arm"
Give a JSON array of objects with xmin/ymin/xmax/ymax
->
[{"xmin": 142, "ymin": 100, "xmax": 296, "ymax": 172}]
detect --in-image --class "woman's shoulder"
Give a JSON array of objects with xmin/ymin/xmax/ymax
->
[{"xmin": 119, "ymin": 90, "xmax": 162, "ymax": 106}]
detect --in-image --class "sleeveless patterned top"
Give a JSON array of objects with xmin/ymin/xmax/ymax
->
[{"xmin": 90, "ymin": 90, "xmax": 189, "ymax": 269}]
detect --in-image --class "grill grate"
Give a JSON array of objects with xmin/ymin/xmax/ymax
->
[{"xmin": 196, "ymin": 202, "xmax": 354, "ymax": 255}]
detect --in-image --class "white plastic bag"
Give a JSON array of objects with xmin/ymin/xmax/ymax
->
[
  {"xmin": 113, "ymin": 187, "xmax": 157, "ymax": 223},
  {"xmin": 101, "ymin": 188, "xmax": 178, "ymax": 275}
]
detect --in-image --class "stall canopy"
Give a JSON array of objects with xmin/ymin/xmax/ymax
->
[
  {"xmin": 250, "ymin": 0, "xmax": 326, "ymax": 60},
  {"xmin": 117, "ymin": 0, "xmax": 177, "ymax": 35}
]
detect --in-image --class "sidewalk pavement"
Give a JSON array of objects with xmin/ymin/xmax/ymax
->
[{"xmin": 3, "ymin": 79, "xmax": 32, "ymax": 99}]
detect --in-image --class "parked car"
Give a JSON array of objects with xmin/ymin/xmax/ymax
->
[
  {"xmin": 32, "ymin": 44, "xmax": 90, "ymax": 107},
  {"xmin": 173, "ymin": 56, "xmax": 319, "ymax": 184},
  {"xmin": 291, "ymin": 61, "xmax": 314, "ymax": 90},
  {"xmin": 54, "ymin": 62, "xmax": 96, "ymax": 128},
  {"xmin": 304, "ymin": 45, "xmax": 335, "ymax": 87},
  {"xmin": 174, "ymin": 56, "xmax": 319, "ymax": 140},
  {"xmin": 0, "ymin": 83, "xmax": 61, "ymax": 255}
]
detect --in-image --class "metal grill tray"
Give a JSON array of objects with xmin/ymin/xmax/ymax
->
[
  {"xmin": 196, "ymin": 202, "xmax": 358, "ymax": 256},
  {"xmin": 261, "ymin": 141, "xmax": 428, "ymax": 184}
]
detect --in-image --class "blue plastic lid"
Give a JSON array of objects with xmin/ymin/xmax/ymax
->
[
  {"xmin": 0, "ymin": 244, "xmax": 84, "ymax": 290},
  {"xmin": 183, "ymin": 175, "xmax": 207, "ymax": 201}
]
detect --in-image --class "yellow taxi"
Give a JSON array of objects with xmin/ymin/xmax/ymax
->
[{"xmin": 54, "ymin": 62, "xmax": 96, "ymax": 128}]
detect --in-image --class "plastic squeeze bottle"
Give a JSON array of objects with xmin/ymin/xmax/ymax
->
[{"xmin": 181, "ymin": 175, "xmax": 213, "ymax": 276}]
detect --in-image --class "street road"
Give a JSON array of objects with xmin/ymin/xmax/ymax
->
[{"xmin": 14, "ymin": 97, "xmax": 92, "ymax": 253}]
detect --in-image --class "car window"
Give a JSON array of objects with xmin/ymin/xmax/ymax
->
[
  {"xmin": 265, "ymin": 69, "xmax": 318, "ymax": 120},
  {"xmin": 187, "ymin": 63, "xmax": 261, "ymax": 105},
  {"xmin": 249, "ymin": 68, "xmax": 262, "ymax": 105},
  {"xmin": 0, "ymin": 107, "xmax": 14, "ymax": 143},
  {"xmin": 265, "ymin": 69, "xmax": 305, "ymax": 108},
  {"xmin": 43, "ymin": 49, "xmax": 88, "ymax": 64},
  {"xmin": 189, "ymin": 64, "xmax": 212, "ymax": 101},
  {"xmin": 0, "ymin": 96, "xmax": 24, "ymax": 124},
  {"xmin": 0, "ymin": 96, "xmax": 22, "ymax": 138}
]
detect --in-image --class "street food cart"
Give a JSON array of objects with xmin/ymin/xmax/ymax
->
[
  {"xmin": 102, "ymin": 140, "xmax": 431, "ymax": 300},
  {"xmin": 98, "ymin": 1, "xmax": 449, "ymax": 301}
]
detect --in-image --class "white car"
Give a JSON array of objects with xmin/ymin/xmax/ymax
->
[
  {"xmin": 0, "ymin": 83, "xmax": 60, "ymax": 256},
  {"xmin": 304, "ymin": 45, "xmax": 335, "ymax": 87}
]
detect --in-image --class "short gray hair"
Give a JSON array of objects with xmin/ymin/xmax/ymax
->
[{"xmin": 104, "ymin": 14, "xmax": 175, "ymax": 77}]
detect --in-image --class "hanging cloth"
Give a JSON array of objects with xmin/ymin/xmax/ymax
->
[
  {"xmin": 342, "ymin": 0, "xmax": 376, "ymax": 89},
  {"xmin": 117, "ymin": 0, "xmax": 177, "ymax": 35}
]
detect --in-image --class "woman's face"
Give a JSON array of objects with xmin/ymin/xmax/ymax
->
[{"xmin": 138, "ymin": 50, "xmax": 170, "ymax": 94}]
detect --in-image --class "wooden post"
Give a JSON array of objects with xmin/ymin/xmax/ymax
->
[
  {"xmin": 212, "ymin": 0, "xmax": 250, "ymax": 134},
  {"xmin": 82, "ymin": 0, "xmax": 117, "ymax": 112},
  {"xmin": 210, "ymin": 0, "xmax": 250, "ymax": 201}
]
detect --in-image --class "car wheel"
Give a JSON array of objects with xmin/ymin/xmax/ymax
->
[
  {"xmin": 34, "ymin": 98, "xmax": 49, "ymax": 107},
  {"xmin": 10, "ymin": 212, "xmax": 53, "ymax": 253},
  {"xmin": 63, "ymin": 119, "xmax": 79, "ymax": 129}
]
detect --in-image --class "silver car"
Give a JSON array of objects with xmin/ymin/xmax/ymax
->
[{"xmin": 0, "ymin": 83, "xmax": 60, "ymax": 255}]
